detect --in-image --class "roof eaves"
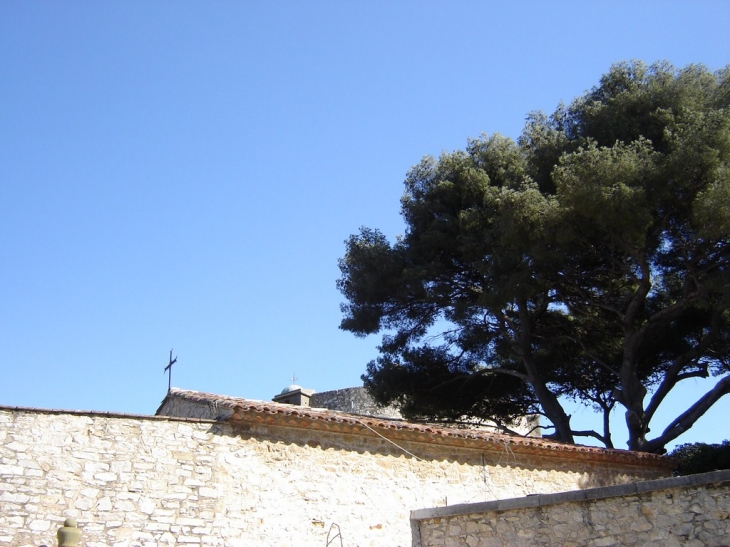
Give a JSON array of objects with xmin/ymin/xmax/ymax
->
[{"xmin": 165, "ymin": 388, "xmax": 673, "ymax": 469}]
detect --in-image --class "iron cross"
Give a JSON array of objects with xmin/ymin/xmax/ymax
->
[{"xmin": 164, "ymin": 349, "xmax": 177, "ymax": 392}]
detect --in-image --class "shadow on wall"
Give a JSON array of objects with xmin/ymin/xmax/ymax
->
[
  {"xmin": 578, "ymin": 471, "xmax": 640, "ymax": 489},
  {"xmin": 205, "ymin": 418, "xmax": 596, "ymax": 477}
]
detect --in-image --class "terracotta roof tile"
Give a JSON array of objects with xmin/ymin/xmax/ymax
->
[{"xmin": 161, "ymin": 388, "xmax": 673, "ymax": 468}]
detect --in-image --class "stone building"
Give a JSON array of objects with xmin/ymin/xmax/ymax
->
[
  {"xmin": 1, "ymin": 387, "xmax": 674, "ymax": 547},
  {"xmin": 311, "ymin": 386, "xmax": 404, "ymax": 420},
  {"xmin": 309, "ymin": 385, "xmax": 542, "ymax": 435},
  {"xmin": 271, "ymin": 384, "xmax": 315, "ymax": 407},
  {"xmin": 163, "ymin": 383, "xmax": 539, "ymax": 435}
]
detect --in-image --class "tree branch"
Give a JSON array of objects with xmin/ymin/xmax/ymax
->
[
  {"xmin": 644, "ymin": 311, "xmax": 720, "ymax": 423},
  {"xmin": 643, "ymin": 374, "xmax": 730, "ymax": 453},
  {"xmin": 571, "ymin": 429, "xmax": 610, "ymax": 446},
  {"xmin": 623, "ymin": 250, "xmax": 651, "ymax": 330}
]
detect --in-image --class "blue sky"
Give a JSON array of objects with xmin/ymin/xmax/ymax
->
[{"xmin": 1, "ymin": 1, "xmax": 728, "ymax": 450}]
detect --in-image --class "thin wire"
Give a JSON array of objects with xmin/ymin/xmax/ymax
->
[
  {"xmin": 355, "ymin": 419, "xmax": 424, "ymax": 461},
  {"xmin": 481, "ymin": 452, "xmax": 499, "ymax": 500}
]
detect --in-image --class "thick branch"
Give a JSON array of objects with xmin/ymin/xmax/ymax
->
[
  {"xmin": 472, "ymin": 366, "xmax": 531, "ymax": 383},
  {"xmin": 623, "ymin": 250, "xmax": 651, "ymax": 330},
  {"xmin": 644, "ymin": 311, "xmax": 720, "ymax": 423},
  {"xmin": 516, "ymin": 297, "xmax": 575, "ymax": 444},
  {"xmin": 570, "ymin": 429, "xmax": 610, "ymax": 446},
  {"xmin": 643, "ymin": 374, "xmax": 730, "ymax": 453},
  {"xmin": 426, "ymin": 366, "xmax": 532, "ymax": 393},
  {"xmin": 633, "ymin": 289, "xmax": 701, "ymax": 341}
]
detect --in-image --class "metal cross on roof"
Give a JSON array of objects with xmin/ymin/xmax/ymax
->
[{"xmin": 164, "ymin": 349, "xmax": 177, "ymax": 393}]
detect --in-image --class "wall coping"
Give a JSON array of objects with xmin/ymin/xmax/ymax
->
[
  {"xmin": 0, "ymin": 404, "xmax": 216, "ymax": 424},
  {"xmin": 410, "ymin": 469, "xmax": 730, "ymax": 521}
]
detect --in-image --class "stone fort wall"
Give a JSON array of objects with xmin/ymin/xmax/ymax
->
[
  {"xmin": 0, "ymin": 406, "xmax": 668, "ymax": 547},
  {"xmin": 412, "ymin": 470, "xmax": 730, "ymax": 547},
  {"xmin": 302, "ymin": 386, "xmax": 539, "ymax": 436},
  {"xmin": 310, "ymin": 387, "xmax": 403, "ymax": 419}
]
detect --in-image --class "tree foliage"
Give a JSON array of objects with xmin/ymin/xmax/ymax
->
[
  {"xmin": 338, "ymin": 62, "xmax": 730, "ymax": 453},
  {"xmin": 669, "ymin": 441, "xmax": 730, "ymax": 475}
]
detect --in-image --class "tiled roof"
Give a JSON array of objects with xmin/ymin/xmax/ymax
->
[{"xmin": 161, "ymin": 388, "xmax": 673, "ymax": 468}]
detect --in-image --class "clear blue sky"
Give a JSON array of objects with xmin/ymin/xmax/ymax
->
[{"xmin": 1, "ymin": 2, "xmax": 728, "ymax": 450}]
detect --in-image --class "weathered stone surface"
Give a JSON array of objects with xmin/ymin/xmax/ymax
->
[
  {"xmin": 415, "ymin": 471, "xmax": 730, "ymax": 547},
  {"xmin": 0, "ymin": 407, "xmax": 668, "ymax": 547}
]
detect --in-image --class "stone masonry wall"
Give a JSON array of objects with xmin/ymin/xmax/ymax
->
[
  {"xmin": 0, "ymin": 407, "xmax": 667, "ymax": 547},
  {"xmin": 413, "ymin": 470, "xmax": 730, "ymax": 547},
  {"xmin": 310, "ymin": 387, "xmax": 404, "ymax": 419},
  {"xmin": 303, "ymin": 388, "xmax": 539, "ymax": 436}
]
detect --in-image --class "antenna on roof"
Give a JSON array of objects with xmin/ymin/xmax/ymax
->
[{"xmin": 164, "ymin": 349, "xmax": 177, "ymax": 393}]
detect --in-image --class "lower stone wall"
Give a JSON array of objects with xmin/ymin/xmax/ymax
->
[{"xmin": 413, "ymin": 470, "xmax": 730, "ymax": 547}]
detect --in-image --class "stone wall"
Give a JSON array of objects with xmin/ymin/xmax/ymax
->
[
  {"xmin": 0, "ymin": 406, "xmax": 669, "ymax": 547},
  {"xmin": 310, "ymin": 387, "xmax": 404, "ymax": 419},
  {"xmin": 412, "ymin": 470, "xmax": 730, "ymax": 547},
  {"xmin": 309, "ymin": 388, "xmax": 540, "ymax": 437}
]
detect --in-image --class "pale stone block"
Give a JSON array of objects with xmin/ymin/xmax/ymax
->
[
  {"xmin": 155, "ymin": 531, "xmax": 177, "ymax": 545},
  {"xmin": 0, "ymin": 464, "xmax": 24, "ymax": 475},
  {"xmin": 79, "ymin": 487, "xmax": 100, "ymax": 499},
  {"xmin": 27, "ymin": 519, "xmax": 50, "ymax": 531},
  {"xmin": 630, "ymin": 517, "xmax": 653, "ymax": 532},
  {"xmin": 0, "ymin": 492, "xmax": 30, "ymax": 504},
  {"xmin": 177, "ymin": 424, "xmax": 194, "ymax": 436},
  {"xmin": 178, "ymin": 517, "xmax": 206, "ymax": 527},
  {"xmin": 110, "ymin": 460, "xmax": 132, "ymax": 473},
  {"xmin": 144, "ymin": 521, "xmax": 170, "ymax": 532},
  {"xmin": 153, "ymin": 508, "xmax": 176, "ymax": 517},
  {"xmin": 688, "ymin": 503, "xmax": 703, "ymax": 514},
  {"xmin": 161, "ymin": 500, "xmax": 181, "ymax": 509},
  {"xmin": 139, "ymin": 498, "xmax": 156, "ymax": 514},
  {"xmin": 96, "ymin": 496, "xmax": 112, "ymax": 511},
  {"xmin": 6, "ymin": 515, "xmax": 24, "ymax": 528},
  {"xmin": 17, "ymin": 458, "xmax": 41, "ymax": 470},
  {"xmin": 114, "ymin": 499, "xmax": 136, "ymax": 511},
  {"xmin": 74, "ymin": 497, "xmax": 95, "ymax": 510}
]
